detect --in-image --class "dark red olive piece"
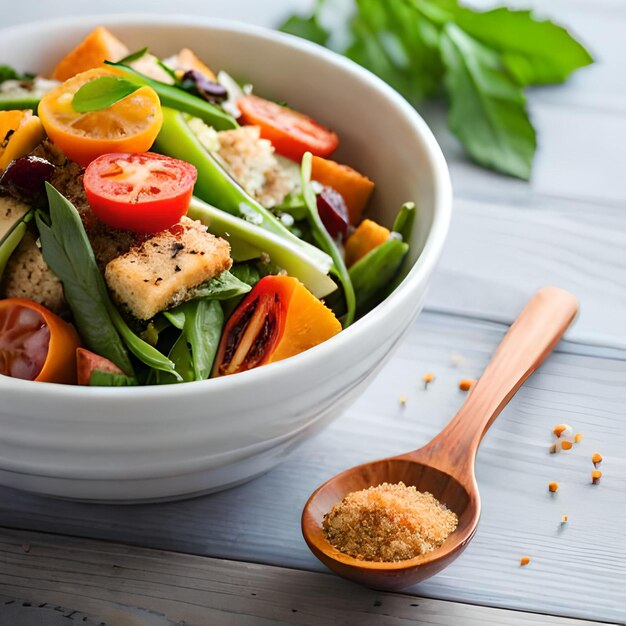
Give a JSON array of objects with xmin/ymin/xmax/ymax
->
[
  {"xmin": 316, "ymin": 186, "xmax": 349, "ymax": 239},
  {"xmin": 0, "ymin": 156, "xmax": 55, "ymax": 204},
  {"xmin": 181, "ymin": 70, "xmax": 228, "ymax": 103}
]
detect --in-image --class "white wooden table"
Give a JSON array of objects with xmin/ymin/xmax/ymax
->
[{"xmin": 1, "ymin": 1, "xmax": 625, "ymax": 625}]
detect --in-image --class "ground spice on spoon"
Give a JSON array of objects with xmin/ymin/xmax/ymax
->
[{"xmin": 322, "ymin": 482, "xmax": 458, "ymax": 562}]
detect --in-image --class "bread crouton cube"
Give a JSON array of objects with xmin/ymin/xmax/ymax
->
[{"xmin": 104, "ymin": 217, "xmax": 232, "ymax": 320}]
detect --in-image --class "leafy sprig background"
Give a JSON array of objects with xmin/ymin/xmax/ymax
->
[{"xmin": 281, "ymin": 0, "xmax": 593, "ymax": 179}]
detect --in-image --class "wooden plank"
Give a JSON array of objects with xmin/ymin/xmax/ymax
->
[
  {"xmin": 1, "ymin": 313, "xmax": 624, "ymax": 623},
  {"xmin": 0, "ymin": 528, "xmax": 618, "ymax": 626}
]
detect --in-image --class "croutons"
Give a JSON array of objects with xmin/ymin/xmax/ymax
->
[
  {"xmin": 0, "ymin": 194, "xmax": 30, "ymax": 238},
  {"xmin": 105, "ymin": 217, "xmax": 232, "ymax": 320},
  {"xmin": 52, "ymin": 27, "xmax": 129, "ymax": 82},
  {"xmin": 217, "ymin": 126, "xmax": 298, "ymax": 208},
  {"xmin": 1, "ymin": 230, "xmax": 66, "ymax": 314}
]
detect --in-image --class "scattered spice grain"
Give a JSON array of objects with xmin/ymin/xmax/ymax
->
[
  {"xmin": 399, "ymin": 395, "xmax": 407, "ymax": 407},
  {"xmin": 548, "ymin": 481, "xmax": 559, "ymax": 493},
  {"xmin": 591, "ymin": 470, "xmax": 602, "ymax": 485},
  {"xmin": 458, "ymin": 378, "xmax": 476, "ymax": 392},
  {"xmin": 520, "ymin": 556, "xmax": 531, "ymax": 566},
  {"xmin": 561, "ymin": 440, "xmax": 573, "ymax": 451},
  {"xmin": 574, "ymin": 433, "xmax": 583, "ymax": 443},
  {"xmin": 421, "ymin": 372, "xmax": 435, "ymax": 389},
  {"xmin": 561, "ymin": 514, "xmax": 568, "ymax": 524},
  {"xmin": 552, "ymin": 424, "xmax": 570, "ymax": 438},
  {"xmin": 591, "ymin": 452, "xmax": 603, "ymax": 467},
  {"xmin": 549, "ymin": 443, "xmax": 558, "ymax": 454},
  {"xmin": 322, "ymin": 482, "xmax": 458, "ymax": 562}
]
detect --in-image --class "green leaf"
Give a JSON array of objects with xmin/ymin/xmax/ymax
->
[
  {"xmin": 443, "ymin": 6, "xmax": 593, "ymax": 85},
  {"xmin": 301, "ymin": 152, "xmax": 355, "ymax": 327},
  {"xmin": 230, "ymin": 263, "xmax": 261, "ymax": 288},
  {"xmin": 36, "ymin": 186, "xmax": 134, "ymax": 374},
  {"xmin": 165, "ymin": 299, "xmax": 224, "ymax": 381},
  {"xmin": 72, "ymin": 76, "xmax": 140, "ymax": 113},
  {"xmin": 279, "ymin": 12, "xmax": 329, "ymax": 46},
  {"xmin": 188, "ymin": 269, "xmax": 252, "ymax": 301},
  {"xmin": 440, "ymin": 23, "xmax": 536, "ymax": 180},
  {"xmin": 89, "ymin": 370, "xmax": 138, "ymax": 386},
  {"xmin": 0, "ymin": 209, "xmax": 32, "ymax": 280},
  {"xmin": 346, "ymin": 0, "xmax": 443, "ymax": 104},
  {"xmin": 118, "ymin": 46, "xmax": 150, "ymax": 65},
  {"xmin": 0, "ymin": 64, "xmax": 34, "ymax": 83},
  {"xmin": 157, "ymin": 332, "xmax": 195, "ymax": 384},
  {"xmin": 392, "ymin": 202, "xmax": 417, "ymax": 242}
]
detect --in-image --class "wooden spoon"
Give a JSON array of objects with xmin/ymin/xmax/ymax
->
[{"xmin": 302, "ymin": 286, "xmax": 578, "ymax": 591}]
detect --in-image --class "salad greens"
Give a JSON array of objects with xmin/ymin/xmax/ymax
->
[
  {"xmin": 0, "ymin": 209, "xmax": 32, "ymax": 281},
  {"xmin": 36, "ymin": 184, "xmax": 181, "ymax": 380},
  {"xmin": 300, "ymin": 152, "xmax": 355, "ymax": 327},
  {"xmin": 280, "ymin": 0, "xmax": 593, "ymax": 179}
]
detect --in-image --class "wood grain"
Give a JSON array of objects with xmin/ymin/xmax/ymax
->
[
  {"xmin": 0, "ymin": 313, "xmax": 624, "ymax": 623},
  {"xmin": 0, "ymin": 528, "xmax": 619, "ymax": 626}
]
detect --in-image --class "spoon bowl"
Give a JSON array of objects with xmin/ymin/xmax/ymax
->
[{"xmin": 302, "ymin": 287, "xmax": 579, "ymax": 590}]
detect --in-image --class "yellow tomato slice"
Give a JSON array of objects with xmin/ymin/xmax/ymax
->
[{"xmin": 38, "ymin": 68, "xmax": 163, "ymax": 167}]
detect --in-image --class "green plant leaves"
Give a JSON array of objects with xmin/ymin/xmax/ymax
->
[
  {"xmin": 72, "ymin": 76, "xmax": 140, "ymax": 113},
  {"xmin": 279, "ymin": 0, "xmax": 593, "ymax": 180},
  {"xmin": 440, "ymin": 23, "xmax": 536, "ymax": 180}
]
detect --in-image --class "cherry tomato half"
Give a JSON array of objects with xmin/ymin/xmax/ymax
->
[
  {"xmin": 0, "ymin": 298, "xmax": 80, "ymax": 383},
  {"xmin": 83, "ymin": 152, "xmax": 197, "ymax": 233},
  {"xmin": 237, "ymin": 94, "xmax": 339, "ymax": 162}
]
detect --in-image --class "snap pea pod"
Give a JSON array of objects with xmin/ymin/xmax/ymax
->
[
  {"xmin": 105, "ymin": 63, "xmax": 238, "ymax": 131},
  {"xmin": 392, "ymin": 202, "xmax": 417, "ymax": 242},
  {"xmin": 349, "ymin": 237, "xmax": 409, "ymax": 314},
  {"xmin": 0, "ymin": 209, "xmax": 32, "ymax": 280},
  {"xmin": 300, "ymin": 151, "xmax": 356, "ymax": 328}
]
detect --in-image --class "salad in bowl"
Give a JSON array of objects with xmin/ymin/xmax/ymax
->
[{"xmin": 0, "ymin": 26, "xmax": 415, "ymax": 387}]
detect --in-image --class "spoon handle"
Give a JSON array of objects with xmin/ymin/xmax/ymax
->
[{"xmin": 416, "ymin": 287, "xmax": 578, "ymax": 481}]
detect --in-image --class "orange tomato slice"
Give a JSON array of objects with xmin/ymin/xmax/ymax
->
[
  {"xmin": 38, "ymin": 68, "xmax": 163, "ymax": 167},
  {"xmin": 0, "ymin": 298, "xmax": 80, "ymax": 383}
]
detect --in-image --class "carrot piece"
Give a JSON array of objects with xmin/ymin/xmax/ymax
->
[
  {"xmin": 344, "ymin": 219, "xmax": 390, "ymax": 267},
  {"xmin": 311, "ymin": 155, "xmax": 375, "ymax": 225},
  {"xmin": 52, "ymin": 26, "xmax": 129, "ymax": 81}
]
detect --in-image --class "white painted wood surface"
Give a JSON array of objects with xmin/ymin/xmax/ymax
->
[
  {"xmin": 1, "ymin": 313, "xmax": 624, "ymax": 623},
  {"xmin": 1, "ymin": 1, "xmax": 625, "ymax": 624},
  {"xmin": 0, "ymin": 528, "xmax": 619, "ymax": 626}
]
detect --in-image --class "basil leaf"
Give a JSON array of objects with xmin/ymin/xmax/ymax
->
[
  {"xmin": 89, "ymin": 370, "xmax": 138, "ymax": 386},
  {"xmin": 440, "ymin": 23, "xmax": 536, "ymax": 180},
  {"xmin": 36, "ymin": 185, "xmax": 134, "ymax": 374},
  {"xmin": 72, "ymin": 76, "xmax": 140, "ymax": 113},
  {"xmin": 189, "ymin": 269, "xmax": 252, "ymax": 300},
  {"xmin": 346, "ymin": 0, "xmax": 443, "ymax": 104},
  {"xmin": 280, "ymin": 11, "xmax": 329, "ymax": 46},
  {"xmin": 445, "ymin": 6, "xmax": 593, "ymax": 86}
]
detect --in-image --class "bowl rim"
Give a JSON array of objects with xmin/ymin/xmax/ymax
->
[{"xmin": 0, "ymin": 13, "xmax": 452, "ymax": 401}]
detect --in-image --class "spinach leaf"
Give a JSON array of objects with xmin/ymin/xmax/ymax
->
[
  {"xmin": 189, "ymin": 269, "xmax": 252, "ymax": 300},
  {"xmin": 36, "ymin": 184, "xmax": 181, "ymax": 380},
  {"xmin": 36, "ymin": 185, "xmax": 133, "ymax": 374},
  {"xmin": 301, "ymin": 152, "xmax": 355, "ymax": 327},
  {"xmin": 164, "ymin": 299, "xmax": 224, "ymax": 381},
  {"xmin": 72, "ymin": 76, "xmax": 140, "ymax": 113},
  {"xmin": 230, "ymin": 263, "xmax": 261, "ymax": 288}
]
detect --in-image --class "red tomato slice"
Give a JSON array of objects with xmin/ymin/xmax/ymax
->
[
  {"xmin": 0, "ymin": 298, "xmax": 80, "ymax": 383},
  {"xmin": 237, "ymin": 94, "xmax": 339, "ymax": 162},
  {"xmin": 83, "ymin": 152, "xmax": 197, "ymax": 233}
]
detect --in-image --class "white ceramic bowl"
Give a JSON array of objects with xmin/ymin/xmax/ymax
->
[{"xmin": 0, "ymin": 15, "xmax": 452, "ymax": 502}]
